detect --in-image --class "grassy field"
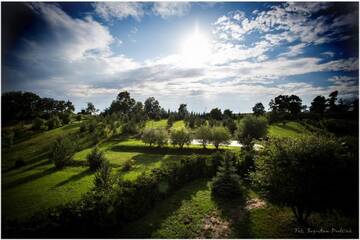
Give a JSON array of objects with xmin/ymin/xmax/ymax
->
[
  {"xmin": 119, "ymin": 179, "xmax": 357, "ymax": 238},
  {"xmin": 2, "ymin": 119, "xmax": 312, "ymax": 222},
  {"xmin": 268, "ymin": 121, "xmax": 312, "ymax": 138}
]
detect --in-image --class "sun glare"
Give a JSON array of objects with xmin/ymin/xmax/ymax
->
[{"xmin": 180, "ymin": 25, "xmax": 211, "ymax": 65}]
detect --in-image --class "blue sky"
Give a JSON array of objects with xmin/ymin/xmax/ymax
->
[{"xmin": 2, "ymin": 2, "xmax": 359, "ymax": 113}]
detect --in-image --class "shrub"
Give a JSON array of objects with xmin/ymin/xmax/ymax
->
[
  {"xmin": 211, "ymin": 151, "xmax": 244, "ymax": 198},
  {"xmin": 195, "ymin": 125, "xmax": 211, "ymax": 149},
  {"xmin": 170, "ymin": 128, "xmax": 192, "ymax": 148},
  {"xmin": 47, "ymin": 115, "xmax": 62, "ymax": 130},
  {"xmin": 121, "ymin": 121, "xmax": 139, "ymax": 134},
  {"xmin": 167, "ymin": 115, "xmax": 175, "ymax": 129},
  {"xmin": 122, "ymin": 159, "xmax": 135, "ymax": 171},
  {"xmin": 76, "ymin": 114, "xmax": 82, "ymax": 121},
  {"xmin": 32, "ymin": 117, "xmax": 47, "ymax": 131},
  {"xmin": 210, "ymin": 126, "xmax": 231, "ymax": 149},
  {"xmin": 223, "ymin": 118, "xmax": 237, "ymax": 135},
  {"xmin": 60, "ymin": 113, "xmax": 72, "ymax": 125},
  {"xmin": 237, "ymin": 150, "xmax": 255, "ymax": 182},
  {"xmin": 252, "ymin": 136, "xmax": 357, "ymax": 224},
  {"xmin": 49, "ymin": 136, "xmax": 75, "ymax": 169},
  {"xmin": 87, "ymin": 120, "xmax": 97, "ymax": 133},
  {"xmin": 79, "ymin": 122, "xmax": 87, "ymax": 132},
  {"xmin": 154, "ymin": 128, "xmax": 168, "ymax": 147},
  {"xmin": 87, "ymin": 148, "xmax": 107, "ymax": 171},
  {"xmin": 141, "ymin": 128, "xmax": 157, "ymax": 146},
  {"xmin": 236, "ymin": 115, "xmax": 268, "ymax": 147},
  {"xmin": 94, "ymin": 160, "xmax": 113, "ymax": 190}
]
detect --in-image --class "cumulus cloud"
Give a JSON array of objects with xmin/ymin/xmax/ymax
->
[
  {"xmin": 93, "ymin": 2, "xmax": 145, "ymax": 21},
  {"xmin": 152, "ymin": 2, "xmax": 191, "ymax": 18}
]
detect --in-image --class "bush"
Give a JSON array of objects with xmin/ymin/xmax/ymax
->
[
  {"xmin": 170, "ymin": 128, "xmax": 192, "ymax": 148},
  {"xmin": 122, "ymin": 159, "xmax": 135, "ymax": 171},
  {"xmin": 49, "ymin": 136, "xmax": 75, "ymax": 169},
  {"xmin": 253, "ymin": 136, "xmax": 357, "ymax": 224},
  {"xmin": 211, "ymin": 151, "xmax": 244, "ymax": 198},
  {"xmin": 195, "ymin": 125, "xmax": 211, "ymax": 149},
  {"xmin": 236, "ymin": 115, "xmax": 268, "ymax": 147},
  {"xmin": 47, "ymin": 115, "xmax": 62, "ymax": 130},
  {"xmin": 142, "ymin": 127, "xmax": 168, "ymax": 147},
  {"xmin": 76, "ymin": 114, "xmax": 82, "ymax": 121},
  {"xmin": 87, "ymin": 148, "xmax": 107, "ymax": 171},
  {"xmin": 79, "ymin": 122, "xmax": 87, "ymax": 132},
  {"xmin": 210, "ymin": 126, "xmax": 231, "ymax": 149},
  {"xmin": 94, "ymin": 160, "xmax": 113, "ymax": 190},
  {"xmin": 32, "ymin": 117, "xmax": 47, "ymax": 131},
  {"xmin": 60, "ymin": 113, "xmax": 72, "ymax": 125},
  {"xmin": 237, "ymin": 150, "xmax": 255, "ymax": 182},
  {"xmin": 121, "ymin": 121, "xmax": 139, "ymax": 134}
]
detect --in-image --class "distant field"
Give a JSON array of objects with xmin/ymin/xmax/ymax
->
[{"xmin": 268, "ymin": 121, "xmax": 311, "ymax": 138}]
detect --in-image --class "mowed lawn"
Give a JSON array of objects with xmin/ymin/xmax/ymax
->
[
  {"xmin": 268, "ymin": 121, "xmax": 312, "ymax": 138},
  {"xmin": 2, "ymin": 119, "xmax": 312, "ymax": 222}
]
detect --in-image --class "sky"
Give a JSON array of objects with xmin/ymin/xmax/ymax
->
[{"xmin": 2, "ymin": 2, "xmax": 359, "ymax": 113}]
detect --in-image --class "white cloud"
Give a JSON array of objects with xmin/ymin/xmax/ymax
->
[
  {"xmin": 28, "ymin": 3, "xmax": 114, "ymax": 61},
  {"xmin": 321, "ymin": 51, "xmax": 335, "ymax": 58},
  {"xmin": 152, "ymin": 2, "xmax": 191, "ymax": 19},
  {"xmin": 93, "ymin": 2, "xmax": 145, "ymax": 21}
]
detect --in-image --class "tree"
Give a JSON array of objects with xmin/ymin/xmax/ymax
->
[
  {"xmin": 327, "ymin": 90, "xmax": 338, "ymax": 112},
  {"xmin": 310, "ymin": 96, "xmax": 327, "ymax": 114},
  {"xmin": 252, "ymin": 102, "xmax": 265, "ymax": 116},
  {"xmin": 253, "ymin": 136, "xmax": 357, "ymax": 224},
  {"xmin": 170, "ymin": 128, "xmax": 192, "ymax": 149},
  {"xmin": 223, "ymin": 109, "xmax": 233, "ymax": 119},
  {"xmin": 210, "ymin": 108, "xmax": 222, "ymax": 121},
  {"xmin": 154, "ymin": 128, "xmax": 168, "ymax": 147},
  {"xmin": 178, "ymin": 104, "xmax": 188, "ymax": 120},
  {"xmin": 144, "ymin": 97, "xmax": 161, "ymax": 120},
  {"xmin": 142, "ymin": 128, "xmax": 157, "ymax": 147},
  {"xmin": 287, "ymin": 95, "xmax": 302, "ymax": 116},
  {"xmin": 85, "ymin": 102, "xmax": 98, "ymax": 115},
  {"xmin": 167, "ymin": 114, "xmax": 175, "ymax": 129},
  {"xmin": 236, "ymin": 116, "xmax": 268, "ymax": 148},
  {"xmin": 108, "ymin": 91, "xmax": 136, "ymax": 115},
  {"xmin": 49, "ymin": 136, "xmax": 75, "ymax": 169},
  {"xmin": 223, "ymin": 118, "xmax": 237, "ymax": 135},
  {"xmin": 211, "ymin": 151, "xmax": 243, "ymax": 198},
  {"xmin": 195, "ymin": 125, "xmax": 212, "ymax": 149},
  {"xmin": 211, "ymin": 126, "xmax": 231, "ymax": 150},
  {"xmin": 87, "ymin": 148, "xmax": 107, "ymax": 171},
  {"xmin": 94, "ymin": 160, "xmax": 113, "ymax": 190}
]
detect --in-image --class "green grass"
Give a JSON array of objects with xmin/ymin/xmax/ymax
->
[
  {"xmin": 171, "ymin": 120, "xmax": 186, "ymax": 130},
  {"xmin": 145, "ymin": 119, "xmax": 167, "ymax": 128},
  {"xmin": 268, "ymin": 121, "xmax": 311, "ymax": 138},
  {"xmin": 2, "ymin": 163, "xmax": 94, "ymax": 221}
]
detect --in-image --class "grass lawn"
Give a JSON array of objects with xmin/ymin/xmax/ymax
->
[
  {"xmin": 268, "ymin": 121, "xmax": 311, "ymax": 138},
  {"xmin": 171, "ymin": 120, "xmax": 186, "ymax": 130},
  {"xmin": 145, "ymin": 119, "xmax": 167, "ymax": 128},
  {"xmin": 119, "ymin": 179, "xmax": 358, "ymax": 238}
]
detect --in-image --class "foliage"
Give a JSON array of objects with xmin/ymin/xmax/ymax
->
[
  {"xmin": 94, "ymin": 160, "xmax": 113, "ymax": 190},
  {"xmin": 49, "ymin": 136, "xmax": 76, "ymax": 169},
  {"xmin": 269, "ymin": 95, "xmax": 302, "ymax": 118},
  {"xmin": 210, "ymin": 126, "xmax": 231, "ymax": 149},
  {"xmin": 121, "ymin": 121, "xmax": 139, "ymax": 134},
  {"xmin": 122, "ymin": 159, "xmax": 135, "ymax": 171},
  {"xmin": 178, "ymin": 104, "xmax": 189, "ymax": 120},
  {"xmin": 60, "ymin": 113, "xmax": 72, "ymax": 125},
  {"xmin": 310, "ymin": 96, "xmax": 327, "ymax": 114},
  {"xmin": 47, "ymin": 115, "xmax": 62, "ymax": 130},
  {"xmin": 87, "ymin": 148, "xmax": 107, "ymax": 171},
  {"xmin": 2, "ymin": 130, "xmax": 15, "ymax": 148},
  {"xmin": 32, "ymin": 117, "xmax": 47, "ymax": 130},
  {"xmin": 141, "ymin": 128, "xmax": 158, "ymax": 147},
  {"xmin": 195, "ymin": 125, "xmax": 212, "ymax": 149},
  {"xmin": 223, "ymin": 117, "xmax": 237, "ymax": 135},
  {"xmin": 252, "ymin": 102, "xmax": 266, "ymax": 116},
  {"xmin": 252, "ymin": 136, "xmax": 357, "ymax": 223},
  {"xmin": 154, "ymin": 128, "xmax": 168, "ymax": 147},
  {"xmin": 209, "ymin": 108, "xmax": 222, "ymax": 120},
  {"xmin": 170, "ymin": 128, "xmax": 192, "ymax": 148},
  {"xmin": 236, "ymin": 116, "xmax": 268, "ymax": 147},
  {"xmin": 79, "ymin": 122, "xmax": 87, "ymax": 132},
  {"xmin": 167, "ymin": 114, "xmax": 175, "ymax": 129},
  {"xmin": 211, "ymin": 151, "xmax": 243, "ymax": 198},
  {"xmin": 144, "ymin": 97, "xmax": 161, "ymax": 120}
]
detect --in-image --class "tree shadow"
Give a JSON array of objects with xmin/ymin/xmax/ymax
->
[
  {"xmin": 276, "ymin": 123, "xmax": 304, "ymax": 134},
  {"xmin": 115, "ymin": 178, "xmax": 210, "ymax": 238},
  {"xmin": 110, "ymin": 145, "xmax": 216, "ymax": 156},
  {"xmin": 53, "ymin": 168, "xmax": 93, "ymax": 188},
  {"xmin": 211, "ymin": 192, "xmax": 253, "ymax": 238},
  {"xmin": 3, "ymin": 167, "xmax": 57, "ymax": 190}
]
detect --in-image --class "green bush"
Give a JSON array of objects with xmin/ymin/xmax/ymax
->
[
  {"xmin": 94, "ymin": 160, "xmax": 113, "ymax": 190},
  {"xmin": 32, "ymin": 117, "xmax": 47, "ymax": 130},
  {"xmin": 236, "ymin": 115, "xmax": 268, "ymax": 147},
  {"xmin": 195, "ymin": 125, "xmax": 211, "ymax": 149},
  {"xmin": 122, "ymin": 159, "xmax": 135, "ymax": 171},
  {"xmin": 87, "ymin": 148, "xmax": 107, "ymax": 171},
  {"xmin": 79, "ymin": 122, "xmax": 87, "ymax": 132},
  {"xmin": 47, "ymin": 115, "xmax": 62, "ymax": 130},
  {"xmin": 253, "ymin": 136, "xmax": 357, "ymax": 224},
  {"xmin": 121, "ymin": 121, "xmax": 139, "ymax": 134},
  {"xmin": 49, "ymin": 136, "xmax": 75, "ymax": 169},
  {"xmin": 60, "ymin": 113, "xmax": 72, "ymax": 125},
  {"xmin": 210, "ymin": 126, "xmax": 231, "ymax": 149},
  {"xmin": 142, "ymin": 127, "xmax": 168, "ymax": 147},
  {"xmin": 76, "ymin": 114, "xmax": 82, "ymax": 121},
  {"xmin": 211, "ymin": 151, "xmax": 244, "ymax": 198},
  {"xmin": 170, "ymin": 128, "xmax": 192, "ymax": 148}
]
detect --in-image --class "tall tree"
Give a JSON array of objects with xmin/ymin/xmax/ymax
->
[
  {"xmin": 178, "ymin": 104, "xmax": 188, "ymax": 120},
  {"xmin": 210, "ymin": 108, "xmax": 222, "ymax": 121},
  {"xmin": 85, "ymin": 102, "xmax": 98, "ymax": 115},
  {"xmin": 109, "ymin": 91, "xmax": 136, "ymax": 115},
  {"xmin": 144, "ymin": 97, "xmax": 161, "ymax": 120},
  {"xmin": 252, "ymin": 102, "xmax": 265, "ymax": 116},
  {"xmin": 310, "ymin": 96, "xmax": 327, "ymax": 114},
  {"xmin": 327, "ymin": 90, "xmax": 338, "ymax": 112}
]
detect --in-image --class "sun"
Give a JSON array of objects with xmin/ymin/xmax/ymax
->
[{"xmin": 180, "ymin": 25, "xmax": 211, "ymax": 65}]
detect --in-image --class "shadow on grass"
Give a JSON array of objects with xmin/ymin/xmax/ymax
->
[
  {"xmin": 3, "ymin": 167, "xmax": 57, "ymax": 190},
  {"xmin": 275, "ymin": 123, "xmax": 304, "ymax": 134},
  {"xmin": 116, "ymin": 178, "xmax": 210, "ymax": 238},
  {"xmin": 111, "ymin": 145, "xmax": 216, "ymax": 155},
  {"xmin": 211, "ymin": 192, "xmax": 253, "ymax": 238},
  {"xmin": 53, "ymin": 168, "xmax": 93, "ymax": 188}
]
